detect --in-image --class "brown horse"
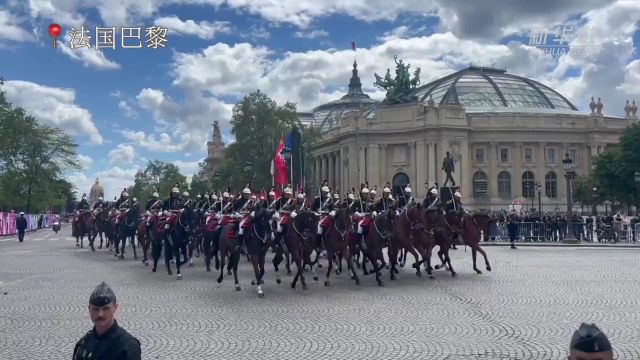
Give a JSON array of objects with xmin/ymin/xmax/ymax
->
[
  {"xmin": 433, "ymin": 211, "xmax": 460, "ymax": 277},
  {"xmin": 389, "ymin": 204, "xmax": 427, "ymax": 279},
  {"xmin": 322, "ymin": 206, "xmax": 360, "ymax": 287},
  {"xmin": 92, "ymin": 207, "xmax": 110, "ymax": 249},
  {"xmin": 216, "ymin": 216, "xmax": 244, "ymax": 291},
  {"xmin": 460, "ymin": 212, "xmax": 493, "ymax": 274},
  {"xmin": 273, "ymin": 210, "xmax": 317, "ymax": 290},
  {"xmin": 73, "ymin": 210, "xmax": 93, "ymax": 249},
  {"xmin": 244, "ymin": 207, "xmax": 276, "ymax": 297},
  {"xmin": 358, "ymin": 209, "xmax": 396, "ymax": 286},
  {"xmin": 136, "ymin": 214, "xmax": 151, "ymax": 265}
]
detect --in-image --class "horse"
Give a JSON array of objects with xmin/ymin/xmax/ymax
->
[
  {"xmin": 460, "ymin": 212, "xmax": 493, "ymax": 274},
  {"xmin": 359, "ymin": 209, "xmax": 396, "ymax": 286},
  {"xmin": 115, "ymin": 205, "xmax": 139, "ymax": 260},
  {"xmin": 244, "ymin": 207, "xmax": 276, "ymax": 297},
  {"xmin": 151, "ymin": 209, "xmax": 187, "ymax": 279},
  {"xmin": 174, "ymin": 205, "xmax": 195, "ymax": 266},
  {"xmin": 136, "ymin": 214, "xmax": 151, "ymax": 265},
  {"xmin": 389, "ymin": 204, "xmax": 428, "ymax": 279},
  {"xmin": 273, "ymin": 210, "xmax": 317, "ymax": 290},
  {"xmin": 92, "ymin": 206, "xmax": 111, "ymax": 249},
  {"xmin": 321, "ymin": 206, "xmax": 361, "ymax": 286},
  {"xmin": 72, "ymin": 210, "xmax": 93, "ymax": 249},
  {"xmin": 188, "ymin": 208, "xmax": 206, "ymax": 266},
  {"xmin": 432, "ymin": 210, "xmax": 460, "ymax": 277},
  {"xmin": 216, "ymin": 214, "xmax": 243, "ymax": 290}
]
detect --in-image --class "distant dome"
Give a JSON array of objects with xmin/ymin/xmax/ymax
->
[
  {"xmin": 89, "ymin": 177, "xmax": 104, "ymax": 206},
  {"xmin": 413, "ymin": 65, "xmax": 579, "ymax": 114},
  {"xmin": 314, "ymin": 61, "xmax": 379, "ymax": 131}
]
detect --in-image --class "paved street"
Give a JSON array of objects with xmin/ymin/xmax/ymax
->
[{"xmin": 1, "ymin": 226, "xmax": 640, "ymax": 359}]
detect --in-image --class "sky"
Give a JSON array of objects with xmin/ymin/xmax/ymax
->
[{"xmin": 0, "ymin": 0, "xmax": 639, "ymax": 200}]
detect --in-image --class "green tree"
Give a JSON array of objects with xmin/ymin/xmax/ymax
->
[
  {"xmin": 0, "ymin": 79, "xmax": 80, "ymax": 212},
  {"xmin": 217, "ymin": 90, "xmax": 299, "ymax": 190},
  {"xmin": 130, "ymin": 160, "xmax": 187, "ymax": 201},
  {"xmin": 189, "ymin": 162, "xmax": 214, "ymax": 195}
]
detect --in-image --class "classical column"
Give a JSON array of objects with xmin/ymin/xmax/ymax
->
[
  {"xmin": 379, "ymin": 144, "xmax": 388, "ymax": 185},
  {"xmin": 537, "ymin": 142, "xmax": 546, "ymax": 197},
  {"xmin": 513, "ymin": 143, "xmax": 523, "ymax": 197},
  {"xmin": 367, "ymin": 144, "xmax": 380, "ymax": 187},
  {"xmin": 427, "ymin": 142, "xmax": 436, "ymax": 185},
  {"xmin": 488, "ymin": 142, "xmax": 498, "ymax": 198},
  {"xmin": 409, "ymin": 142, "xmax": 417, "ymax": 195},
  {"xmin": 314, "ymin": 156, "xmax": 320, "ymax": 189},
  {"xmin": 328, "ymin": 153, "xmax": 335, "ymax": 190},
  {"xmin": 322, "ymin": 155, "xmax": 328, "ymax": 183},
  {"xmin": 335, "ymin": 150, "xmax": 341, "ymax": 193},
  {"xmin": 460, "ymin": 141, "xmax": 471, "ymax": 200},
  {"xmin": 416, "ymin": 140, "xmax": 427, "ymax": 194},
  {"xmin": 359, "ymin": 146, "xmax": 366, "ymax": 184}
]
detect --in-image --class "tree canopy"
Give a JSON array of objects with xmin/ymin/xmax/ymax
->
[
  {"xmin": 212, "ymin": 90, "xmax": 300, "ymax": 191},
  {"xmin": 130, "ymin": 160, "xmax": 187, "ymax": 201},
  {"xmin": 0, "ymin": 78, "xmax": 80, "ymax": 213}
]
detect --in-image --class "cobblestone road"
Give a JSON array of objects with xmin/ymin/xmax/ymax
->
[{"xmin": 1, "ymin": 226, "xmax": 639, "ymax": 359}]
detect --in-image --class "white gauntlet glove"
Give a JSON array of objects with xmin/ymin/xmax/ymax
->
[
  {"xmin": 355, "ymin": 212, "xmax": 362, "ymax": 217},
  {"xmin": 373, "ymin": 211, "xmax": 378, "ymax": 217},
  {"xmin": 329, "ymin": 210, "xmax": 336, "ymax": 217},
  {"xmin": 291, "ymin": 211, "xmax": 298, "ymax": 218},
  {"xmin": 250, "ymin": 211, "xmax": 255, "ymax": 217}
]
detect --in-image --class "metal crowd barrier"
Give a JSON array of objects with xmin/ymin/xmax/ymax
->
[{"xmin": 482, "ymin": 221, "xmax": 639, "ymax": 243}]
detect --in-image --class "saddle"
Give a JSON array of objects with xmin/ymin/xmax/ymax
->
[{"xmin": 205, "ymin": 214, "xmax": 219, "ymax": 232}]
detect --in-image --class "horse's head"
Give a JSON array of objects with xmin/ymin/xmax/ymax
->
[
  {"xmin": 253, "ymin": 207, "xmax": 274, "ymax": 239},
  {"xmin": 333, "ymin": 207, "xmax": 352, "ymax": 228},
  {"xmin": 293, "ymin": 210, "xmax": 317, "ymax": 233},
  {"xmin": 468, "ymin": 212, "xmax": 493, "ymax": 234},
  {"xmin": 404, "ymin": 203, "xmax": 423, "ymax": 225}
]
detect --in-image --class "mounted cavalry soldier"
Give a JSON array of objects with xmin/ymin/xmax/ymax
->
[
  {"xmin": 375, "ymin": 183, "xmax": 395, "ymax": 212},
  {"xmin": 77, "ymin": 194, "xmax": 90, "ymax": 211},
  {"xmin": 275, "ymin": 186, "xmax": 296, "ymax": 235},
  {"xmin": 423, "ymin": 185, "xmax": 440, "ymax": 211},
  {"xmin": 235, "ymin": 184, "xmax": 255, "ymax": 239},
  {"xmin": 396, "ymin": 183, "xmax": 415, "ymax": 210},
  {"xmin": 313, "ymin": 180, "xmax": 334, "ymax": 247},
  {"xmin": 265, "ymin": 188, "xmax": 278, "ymax": 210},
  {"xmin": 163, "ymin": 184, "xmax": 182, "ymax": 211},
  {"xmin": 294, "ymin": 191, "xmax": 307, "ymax": 212},
  {"xmin": 145, "ymin": 188, "xmax": 162, "ymax": 237},
  {"xmin": 93, "ymin": 193, "xmax": 105, "ymax": 211},
  {"xmin": 346, "ymin": 188, "xmax": 356, "ymax": 211},
  {"xmin": 114, "ymin": 189, "xmax": 130, "ymax": 211},
  {"xmin": 219, "ymin": 188, "xmax": 234, "ymax": 215},
  {"xmin": 444, "ymin": 190, "xmax": 463, "ymax": 249},
  {"xmin": 353, "ymin": 183, "xmax": 376, "ymax": 244},
  {"xmin": 332, "ymin": 191, "xmax": 341, "ymax": 207}
]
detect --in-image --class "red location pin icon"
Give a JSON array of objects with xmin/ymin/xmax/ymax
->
[{"xmin": 48, "ymin": 23, "xmax": 62, "ymax": 48}]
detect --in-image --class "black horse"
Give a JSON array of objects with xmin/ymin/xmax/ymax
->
[
  {"xmin": 151, "ymin": 208, "xmax": 189, "ymax": 280},
  {"xmin": 115, "ymin": 205, "xmax": 139, "ymax": 260},
  {"xmin": 273, "ymin": 210, "xmax": 317, "ymax": 290}
]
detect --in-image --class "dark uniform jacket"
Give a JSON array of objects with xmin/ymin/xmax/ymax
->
[
  {"xmin": 276, "ymin": 197, "xmax": 295, "ymax": 212},
  {"xmin": 77, "ymin": 199, "xmax": 90, "ymax": 211},
  {"xmin": 145, "ymin": 198, "xmax": 162, "ymax": 211},
  {"xmin": 312, "ymin": 196, "xmax": 333, "ymax": 213},
  {"xmin": 93, "ymin": 201, "xmax": 105, "ymax": 210},
  {"xmin": 351, "ymin": 199, "xmax": 374, "ymax": 214},
  {"xmin": 162, "ymin": 196, "xmax": 182, "ymax": 211},
  {"xmin": 233, "ymin": 197, "xmax": 252, "ymax": 213},
  {"xmin": 16, "ymin": 216, "xmax": 27, "ymax": 231},
  {"xmin": 444, "ymin": 199, "xmax": 463, "ymax": 214},
  {"xmin": 72, "ymin": 320, "xmax": 141, "ymax": 360}
]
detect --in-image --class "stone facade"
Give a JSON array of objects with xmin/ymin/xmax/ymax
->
[
  {"xmin": 204, "ymin": 120, "xmax": 225, "ymax": 180},
  {"xmin": 88, "ymin": 177, "xmax": 103, "ymax": 208},
  {"xmin": 310, "ymin": 102, "xmax": 634, "ymax": 211}
]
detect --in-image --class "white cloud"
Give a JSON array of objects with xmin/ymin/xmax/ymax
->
[
  {"xmin": 3, "ymin": 80, "xmax": 103, "ymax": 144},
  {"xmin": 108, "ymin": 144, "xmax": 136, "ymax": 165},
  {"xmin": 76, "ymin": 154, "xmax": 94, "ymax": 170},
  {"xmin": 67, "ymin": 166, "xmax": 139, "ymax": 201},
  {"xmin": 58, "ymin": 31, "xmax": 121, "ymax": 70},
  {"xmin": 121, "ymin": 130, "xmax": 183, "ymax": 152},
  {"xmin": 619, "ymin": 60, "xmax": 640, "ymax": 96},
  {"xmin": 0, "ymin": 10, "xmax": 34, "ymax": 42},
  {"xmin": 154, "ymin": 16, "xmax": 231, "ymax": 39},
  {"xmin": 118, "ymin": 100, "xmax": 138, "ymax": 118},
  {"xmin": 294, "ymin": 30, "xmax": 328, "ymax": 39}
]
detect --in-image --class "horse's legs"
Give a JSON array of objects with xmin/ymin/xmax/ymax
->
[
  {"xmin": 174, "ymin": 236, "xmax": 183, "ymax": 279},
  {"xmin": 131, "ymin": 232, "xmax": 138, "ymax": 260},
  {"xmin": 217, "ymin": 247, "xmax": 226, "ymax": 284},
  {"xmin": 324, "ymin": 249, "xmax": 334, "ymax": 286},
  {"xmin": 164, "ymin": 234, "xmax": 173, "ymax": 275},
  {"xmin": 441, "ymin": 247, "xmax": 456, "ymax": 277},
  {"xmin": 250, "ymin": 253, "xmax": 263, "ymax": 297},
  {"xmin": 474, "ymin": 245, "xmax": 491, "ymax": 272},
  {"xmin": 232, "ymin": 249, "xmax": 241, "ymax": 291},
  {"xmin": 365, "ymin": 248, "xmax": 383, "ymax": 286},
  {"xmin": 151, "ymin": 235, "xmax": 161, "ymax": 272},
  {"xmin": 345, "ymin": 247, "xmax": 360, "ymax": 286},
  {"xmin": 203, "ymin": 232, "xmax": 212, "ymax": 272},
  {"xmin": 361, "ymin": 247, "xmax": 369, "ymax": 275},
  {"xmin": 407, "ymin": 246, "xmax": 422, "ymax": 277}
]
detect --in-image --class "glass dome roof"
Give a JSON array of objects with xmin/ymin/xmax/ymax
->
[
  {"xmin": 413, "ymin": 66, "xmax": 579, "ymax": 113},
  {"xmin": 314, "ymin": 61, "xmax": 378, "ymax": 131}
]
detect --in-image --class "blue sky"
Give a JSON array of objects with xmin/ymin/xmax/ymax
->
[{"xmin": 0, "ymin": 0, "xmax": 638, "ymax": 199}]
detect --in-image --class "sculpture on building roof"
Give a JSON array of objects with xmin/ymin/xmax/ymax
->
[{"xmin": 373, "ymin": 55, "xmax": 420, "ymax": 104}]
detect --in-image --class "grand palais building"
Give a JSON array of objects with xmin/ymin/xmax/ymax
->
[{"xmin": 305, "ymin": 61, "xmax": 638, "ymax": 211}]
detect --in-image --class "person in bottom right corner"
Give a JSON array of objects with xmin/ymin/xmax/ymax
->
[{"xmin": 568, "ymin": 323, "xmax": 613, "ymax": 360}]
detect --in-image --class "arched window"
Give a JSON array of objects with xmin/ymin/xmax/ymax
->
[
  {"xmin": 392, "ymin": 172, "xmax": 410, "ymax": 198},
  {"xmin": 522, "ymin": 171, "xmax": 535, "ymax": 198},
  {"xmin": 472, "ymin": 171, "xmax": 488, "ymax": 198},
  {"xmin": 498, "ymin": 171, "xmax": 511, "ymax": 199},
  {"xmin": 545, "ymin": 171, "xmax": 558, "ymax": 198}
]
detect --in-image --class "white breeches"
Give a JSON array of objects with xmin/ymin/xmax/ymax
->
[
  {"xmin": 276, "ymin": 219, "xmax": 283, "ymax": 233},
  {"xmin": 316, "ymin": 224, "xmax": 323, "ymax": 235},
  {"xmin": 238, "ymin": 218, "xmax": 248, "ymax": 235},
  {"xmin": 357, "ymin": 219, "xmax": 365, "ymax": 234}
]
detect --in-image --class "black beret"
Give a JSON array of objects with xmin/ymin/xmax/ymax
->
[
  {"xmin": 570, "ymin": 323, "xmax": 612, "ymax": 352},
  {"xmin": 89, "ymin": 282, "xmax": 116, "ymax": 307}
]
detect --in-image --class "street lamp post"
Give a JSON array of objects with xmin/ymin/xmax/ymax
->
[
  {"xmin": 635, "ymin": 172, "xmax": 640, "ymax": 215},
  {"xmin": 562, "ymin": 153, "xmax": 579, "ymax": 243},
  {"xmin": 591, "ymin": 187, "xmax": 598, "ymax": 217}
]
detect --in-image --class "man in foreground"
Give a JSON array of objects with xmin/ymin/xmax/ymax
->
[
  {"xmin": 73, "ymin": 282, "xmax": 141, "ymax": 360},
  {"xmin": 568, "ymin": 322, "xmax": 613, "ymax": 360}
]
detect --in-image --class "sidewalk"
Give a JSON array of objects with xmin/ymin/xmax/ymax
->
[{"xmin": 483, "ymin": 241, "xmax": 640, "ymax": 248}]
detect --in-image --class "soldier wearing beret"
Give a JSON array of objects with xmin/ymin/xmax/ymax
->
[
  {"xmin": 73, "ymin": 282, "xmax": 141, "ymax": 360},
  {"xmin": 568, "ymin": 322, "xmax": 613, "ymax": 360}
]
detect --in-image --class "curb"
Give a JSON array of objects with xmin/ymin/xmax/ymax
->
[{"xmin": 482, "ymin": 242, "xmax": 640, "ymax": 249}]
